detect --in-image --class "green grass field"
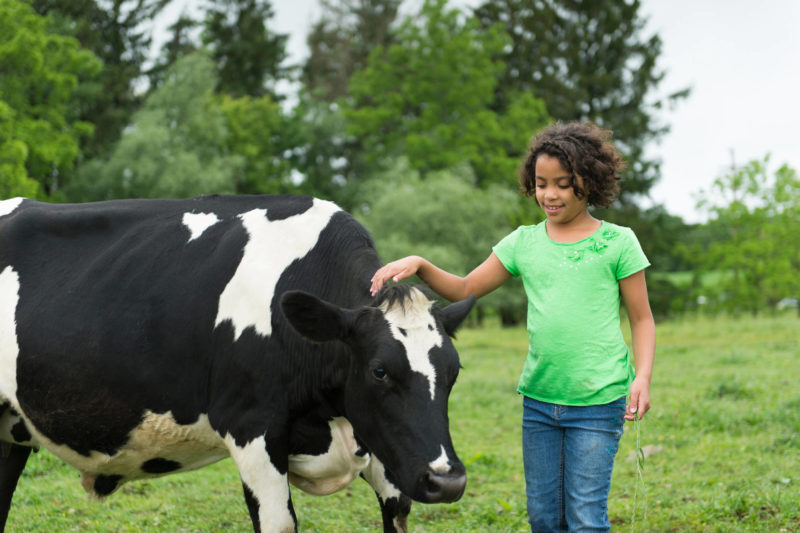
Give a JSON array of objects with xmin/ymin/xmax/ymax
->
[{"xmin": 5, "ymin": 314, "xmax": 799, "ymax": 532}]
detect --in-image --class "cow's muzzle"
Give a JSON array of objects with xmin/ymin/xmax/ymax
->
[{"xmin": 417, "ymin": 468, "xmax": 467, "ymax": 503}]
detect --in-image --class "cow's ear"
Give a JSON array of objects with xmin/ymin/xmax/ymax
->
[
  {"xmin": 280, "ymin": 290, "xmax": 352, "ymax": 343},
  {"xmin": 441, "ymin": 295, "xmax": 476, "ymax": 337}
]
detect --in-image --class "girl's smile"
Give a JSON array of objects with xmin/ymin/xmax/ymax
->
[{"xmin": 534, "ymin": 154, "xmax": 592, "ymax": 228}]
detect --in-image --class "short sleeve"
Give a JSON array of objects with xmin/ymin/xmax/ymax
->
[
  {"xmin": 616, "ymin": 227, "xmax": 650, "ymax": 279},
  {"xmin": 492, "ymin": 227, "xmax": 523, "ymax": 278}
]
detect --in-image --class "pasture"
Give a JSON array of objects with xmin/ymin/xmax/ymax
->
[{"xmin": 5, "ymin": 314, "xmax": 799, "ymax": 532}]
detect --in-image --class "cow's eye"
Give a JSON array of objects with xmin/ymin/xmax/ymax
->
[{"xmin": 372, "ymin": 367, "xmax": 388, "ymax": 381}]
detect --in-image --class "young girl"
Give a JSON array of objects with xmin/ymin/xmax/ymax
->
[{"xmin": 370, "ymin": 121, "xmax": 655, "ymax": 532}]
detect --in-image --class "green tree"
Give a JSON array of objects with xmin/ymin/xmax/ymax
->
[
  {"xmin": 346, "ymin": 0, "xmax": 549, "ymax": 189},
  {"xmin": 358, "ymin": 159, "xmax": 527, "ymax": 324},
  {"xmin": 32, "ymin": 0, "xmax": 171, "ymax": 160},
  {"xmin": 303, "ymin": 0, "xmax": 402, "ymax": 102},
  {"xmin": 0, "ymin": 0, "xmax": 101, "ymax": 199},
  {"xmin": 286, "ymin": 94, "xmax": 358, "ymax": 207},
  {"xmin": 219, "ymin": 93, "xmax": 297, "ymax": 194},
  {"xmin": 148, "ymin": 13, "xmax": 200, "ymax": 90},
  {"xmin": 473, "ymin": 0, "xmax": 689, "ymax": 200},
  {"xmin": 202, "ymin": 0, "xmax": 289, "ymax": 98},
  {"xmin": 68, "ymin": 52, "xmax": 241, "ymax": 200},
  {"xmin": 693, "ymin": 156, "xmax": 800, "ymax": 315}
]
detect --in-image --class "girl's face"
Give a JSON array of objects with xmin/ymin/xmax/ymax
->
[{"xmin": 534, "ymin": 154, "xmax": 589, "ymax": 226}]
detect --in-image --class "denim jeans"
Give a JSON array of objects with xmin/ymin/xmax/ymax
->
[{"xmin": 522, "ymin": 395, "xmax": 626, "ymax": 533}]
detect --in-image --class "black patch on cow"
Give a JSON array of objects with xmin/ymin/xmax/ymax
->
[
  {"xmin": 242, "ymin": 482, "xmax": 260, "ymax": 531},
  {"xmin": 379, "ymin": 494, "xmax": 412, "ymax": 533},
  {"xmin": 140, "ymin": 458, "xmax": 182, "ymax": 474},
  {"xmin": 10, "ymin": 421, "xmax": 31, "ymax": 444},
  {"xmin": 94, "ymin": 474, "xmax": 123, "ymax": 496}
]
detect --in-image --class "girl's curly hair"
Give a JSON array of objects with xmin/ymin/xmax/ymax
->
[{"xmin": 518, "ymin": 121, "xmax": 626, "ymax": 207}]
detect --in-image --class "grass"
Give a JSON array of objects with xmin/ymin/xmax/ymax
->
[{"xmin": 5, "ymin": 314, "xmax": 800, "ymax": 532}]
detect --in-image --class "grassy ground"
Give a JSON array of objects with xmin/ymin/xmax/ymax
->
[{"xmin": 5, "ymin": 314, "xmax": 799, "ymax": 532}]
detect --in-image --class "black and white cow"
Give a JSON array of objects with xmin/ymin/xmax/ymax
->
[{"xmin": 0, "ymin": 195, "xmax": 475, "ymax": 533}]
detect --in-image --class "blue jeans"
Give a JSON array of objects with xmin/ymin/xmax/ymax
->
[{"xmin": 522, "ymin": 396, "xmax": 626, "ymax": 533}]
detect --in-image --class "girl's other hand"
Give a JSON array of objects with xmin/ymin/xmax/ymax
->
[
  {"xmin": 625, "ymin": 376, "xmax": 651, "ymax": 421},
  {"xmin": 370, "ymin": 256, "xmax": 423, "ymax": 296}
]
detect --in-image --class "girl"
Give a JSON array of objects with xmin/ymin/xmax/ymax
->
[{"xmin": 370, "ymin": 121, "xmax": 655, "ymax": 533}]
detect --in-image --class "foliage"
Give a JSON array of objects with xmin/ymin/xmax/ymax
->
[
  {"xmin": 346, "ymin": 0, "xmax": 550, "ymax": 189},
  {"xmin": 287, "ymin": 94, "xmax": 361, "ymax": 209},
  {"xmin": 304, "ymin": 0, "xmax": 402, "ymax": 102},
  {"xmin": 201, "ymin": 0, "xmax": 289, "ymax": 98},
  {"xmin": 691, "ymin": 156, "xmax": 800, "ymax": 315},
  {"xmin": 472, "ymin": 0, "xmax": 690, "ymax": 201},
  {"xmin": 6, "ymin": 315, "xmax": 799, "ymax": 531},
  {"xmin": 147, "ymin": 14, "xmax": 200, "ymax": 90},
  {"xmin": 0, "ymin": 0, "xmax": 102, "ymax": 199},
  {"xmin": 32, "ymin": 0, "xmax": 171, "ymax": 160},
  {"xmin": 68, "ymin": 52, "xmax": 241, "ymax": 200},
  {"xmin": 218, "ymin": 93, "xmax": 297, "ymax": 194}
]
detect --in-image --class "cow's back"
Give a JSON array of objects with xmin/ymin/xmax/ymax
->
[{"xmin": 0, "ymin": 195, "xmax": 374, "ymax": 463}]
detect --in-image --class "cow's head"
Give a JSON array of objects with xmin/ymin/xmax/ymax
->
[{"xmin": 280, "ymin": 285, "xmax": 474, "ymax": 503}]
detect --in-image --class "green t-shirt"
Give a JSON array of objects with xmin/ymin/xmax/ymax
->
[{"xmin": 492, "ymin": 221, "xmax": 650, "ymax": 406}]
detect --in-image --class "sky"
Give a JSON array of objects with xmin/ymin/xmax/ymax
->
[{"xmin": 155, "ymin": 0, "xmax": 800, "ymax": 223}]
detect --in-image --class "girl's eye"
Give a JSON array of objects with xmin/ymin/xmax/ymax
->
[{"xmin": 372, "ymin": 367, "xmax": 388, "ymax": 381}]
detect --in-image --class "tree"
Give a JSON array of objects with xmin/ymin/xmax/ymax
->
[
  {"xmin": 219, "ymin": 93, "xmax": 298, "ymax": 194},
  {"xmin": 68, "ymin": 52, "xmax": 242, "ymax": 200},
  {"xmin": 693, "ymin": 156, "xmax": 800, "ymax": 315},
  {"xmin": 0, "ymin": 0, "xmax": 102, "ymax": 199},
  {"xmin": 202, "ymin": 0, "xmax": 289, "ymax": 98},
  {"xmin": 32, "ymin": 0, "xmax": 171, "ymax": 160},
  {"xmin": 147, "ymin": 13, "xmax": 200, "ymax": 90},
  {"xmin": 303, "ymin": 0, "xmax": 402, "ymax": 102},
  {"xmin": 473, "ymin": 0, "xmax": 690, "ymax": 200},
  {"xmin": 346, "ymin": 0, "xmax": 550, "ymax": 189}
]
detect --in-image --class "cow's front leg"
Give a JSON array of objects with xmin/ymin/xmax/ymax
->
[
  {"xmin": 361, "ymin": 456, "xmax": 412, "ymax": 533},
  {"xmin": 227, "ymin": 435, "xmax": 296, "ymax": 533}
]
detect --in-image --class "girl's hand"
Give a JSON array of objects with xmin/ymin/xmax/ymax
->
[
  {"xmin": 370, "ymin": 256, "xmax": 424, "ymax": 296},
  {"xmin": 625, "ymin": 376, "xmax": 651, "ymax": 421}
]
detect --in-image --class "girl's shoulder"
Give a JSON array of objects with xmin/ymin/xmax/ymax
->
[{"xmin": 597, "ymin": 220, "xmax": 640, "ymax": 243}]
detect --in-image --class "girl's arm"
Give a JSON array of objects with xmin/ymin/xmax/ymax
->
[
  {"xmin": 370, "ymin": 253, "xmax": 511, "ymax": 301},
  {"xmin": 619, "ymin": 269, "xmax": 656, "ymax": 421}
]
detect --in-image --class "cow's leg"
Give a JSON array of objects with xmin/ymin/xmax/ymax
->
[
  {"xmin": 227, "ymin": 435, "xmax": 296, "ymax": 533},
  {"xmin": 0, "ymin": 443, "xmax": 32, "ymax": 532},
  {"xmin": 361, "ymin": 456, "xmax": 412, "ymax": 533}
]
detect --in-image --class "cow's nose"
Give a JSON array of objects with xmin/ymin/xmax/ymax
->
[{"xmin": 420, "ymin": 469, "xmax": 467, "ymax": 503}]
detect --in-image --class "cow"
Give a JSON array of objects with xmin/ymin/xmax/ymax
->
[{"xmin": 0, "ymin": 195, "xmax": 475, "ymax": 533}]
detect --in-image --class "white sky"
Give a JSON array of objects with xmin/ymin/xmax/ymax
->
[{"xmin": 156, "ymin": 0, "xmax": 800, "ymax": 223}]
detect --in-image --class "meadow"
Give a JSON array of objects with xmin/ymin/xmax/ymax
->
[{"xmin": 5, "ymin": 314, "xmax": 799, "ymax": 532}]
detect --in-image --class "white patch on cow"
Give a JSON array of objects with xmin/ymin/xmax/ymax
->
[
  {"xmin": 429, "ymin": 445, "xmax": 452, "ymax": 474},
  {"xmin": 380, "ymin": 288, "xmax": 442, "ymax": 400},
  {"xmin": 0, "ymin": 197, "xmax": 23, "ymax": 217},
  {"xmin": 215, "ymin": 199, "xmax": 340, "ymax": 340},
  {"xmin": 288, "ymin": 417, "xmax": 370, "ymax": 496},
  {"xmin": 227, "ymin": 434, "xmax": 295, "ymax": 533},
  {"xmin": 9, "ymin": 411, "xmax": 226, "ymax": 497},
  {"xmin": 182, "ymin": 212, "xmax": 220, "ymax": 242},
  {"xmin": 0, "ymin": 266, "xmax": 21, "ymax": 409},
  {"xmin": 361, "ymin": 455, "xmax": 403, "ymax": 502}
]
